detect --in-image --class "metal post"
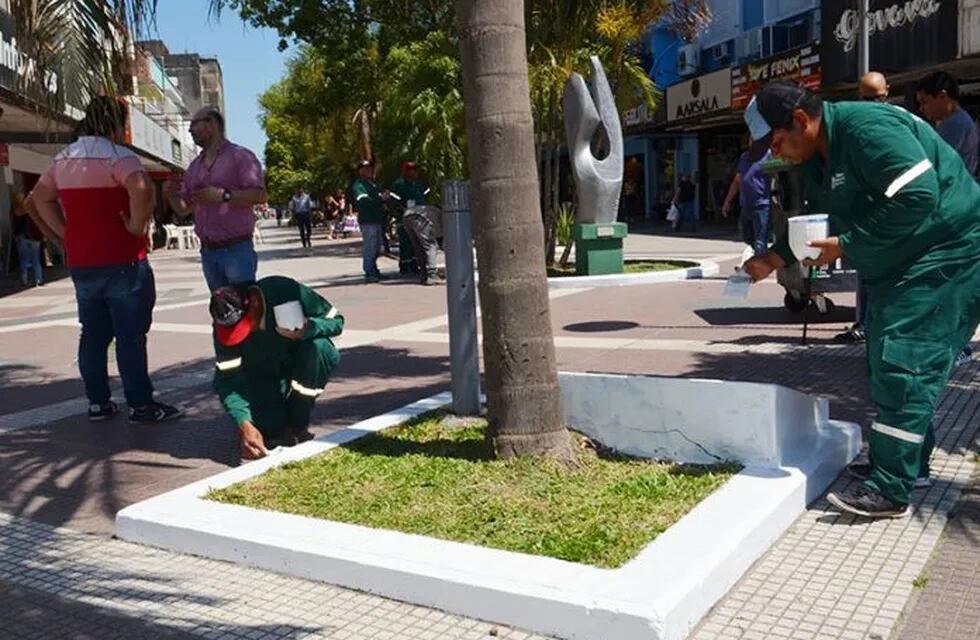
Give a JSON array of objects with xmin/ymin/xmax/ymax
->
[
  {"xmin": 854, "ymin": 0, "xmax": 870, "ymax": 328},
  {"xmin": 857, "ymin": 0, "xmax": 870, "ymax": 77},
  {"xmin": 441, "ymin": 180, "xmax": 481, "ymax": 415}
]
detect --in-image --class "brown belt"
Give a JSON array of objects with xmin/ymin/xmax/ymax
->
[{"xmin": 201, "ymin": 235, "xmax": 253, "ymax": 251}]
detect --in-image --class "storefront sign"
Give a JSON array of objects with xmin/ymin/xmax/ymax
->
[
  {"xmin": 666, "ymin": 69, "xmax": 732, "ymax": 123},
  {"xmin": 0, "ymin": 8, "xmax": 60, "ymax": 97},
  {"xmin": 822, "ymin": 0, "xmax": 957, "ymax": 85},
  {"xmin": 125, "ymin": 102, "xmax": 188, "ymax": 169},
  {"xmin": 732, "ymin": 44, "xmax": 822, "ymax": 111}
]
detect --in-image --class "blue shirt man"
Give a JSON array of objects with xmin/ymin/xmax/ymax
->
[
  {"xmin": 723, "ymin": 149, "xmax": 772, "ymax": 256},
  {"xmin": 289, "ymin": 187, "xmax": 315, "ymax": 249}
]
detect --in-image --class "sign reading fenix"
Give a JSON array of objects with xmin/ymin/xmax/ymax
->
[
  {"xmin": 666, "ymin": 69, "xmax": 732, "ymax": 123},
  {"xmin": 822, "ymin": 0, "xmax": 956, "ymax": 84},
  {"xmin": 732, "ymin": 45, "xmax": 821, "ymax": 111}
]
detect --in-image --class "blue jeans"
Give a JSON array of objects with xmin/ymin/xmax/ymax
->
[
  {"xmin": 16, "ymin": 236, "xmax": 43, "ymax": 285},
  {"xmin": 361, "ymin": 223, "xmax": 383, "ymax": 278},
  {"xmin": 201, "ymin": 240, "xmax": 258, "ymax": 291},
  {"xmin": 71, "ymin": 260, "xmax": 156, "ymax": 407},
  {"xmin": 676, "ymin": 201, "xmax": 697, "ymax": 230},
  {"xmin": 739, "ymin": 205, "xmax": 772, "ymax": 256}
]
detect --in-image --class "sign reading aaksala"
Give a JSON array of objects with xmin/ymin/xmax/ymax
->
[{"xmin": 666, "ymin": 69, "xmax": 732, "ymax": 123}]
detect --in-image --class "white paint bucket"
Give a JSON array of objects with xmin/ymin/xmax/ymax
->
[
  {"xmin": 273, "ymin": 300, "xmax": 305, "ymax": 330},
  {"xmin": 787, "ymin": 214, "xmax": 829, "ymax": 262}
]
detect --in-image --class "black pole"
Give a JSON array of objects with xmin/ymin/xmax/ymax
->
[{"xmin": 802, "ymin": 267, "xmax": 814, "ymax": 346}]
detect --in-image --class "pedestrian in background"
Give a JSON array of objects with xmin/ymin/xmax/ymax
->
[
  {"xmin": 12, "ymin": 193, "xmax": 44, "ymax": 287},
  {"xmin": 165, "ymin": 106, "xmax": 267, "ymax": 291},
  {"xmin": 289, "ymin": 186, "xmax": 314, "ymax": 249},
  {"xmin": 30, "ymin": 96, "xmax": 183, "ymax": 424},
  {"xmin": 672, "ymin": 174, "xmax": 697, "ymax": 233},
  {"xmin": 917, "ymin": 71, "xmax": 979, "ymax": 176},
  {"xmin": 722, "ymin": 148, "xmax": 772, "ymax": 259}
]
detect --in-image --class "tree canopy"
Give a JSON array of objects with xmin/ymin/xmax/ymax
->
[{"xmin": 229, "ymin": 0, "xmax": 710, "ymax": 204}]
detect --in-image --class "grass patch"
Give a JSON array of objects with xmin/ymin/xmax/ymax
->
[
  {"xmin": 208, "ymin": 414, "xmax": 738, "ymax": 568},
  {"xmin": 547, "ymin": 260, "xmax": 696, "ymax": 278}
]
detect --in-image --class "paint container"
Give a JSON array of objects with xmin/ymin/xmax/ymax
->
[
  {"xmin": 788, "ymin": 214, "xmax": 829, "ymax": 262},
  {"xmin": 273, "ymin": 301, "xmax": 305, "ymax": 330}
]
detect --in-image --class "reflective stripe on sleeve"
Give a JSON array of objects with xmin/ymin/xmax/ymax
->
[
  {"xmin": 423, "ymin": 187, "xmax": 431, "ymax": 195},
  {"xmin": 871, "ymin": 421, "xmax": 925, "ymax": 444},
  {"xmin": 884, "ymin": 159, "xmax": 932, "ymax": 198},
  {"xmin": 356, "ymin": 193, "xmax": 369, "ymax": 201},
  {"xmin": 215, "ymin": 357, "xmax": 242, "ymax": 371},
  {"xmin": 326, "ymin": 306, "xmax": 339, "ymax": 319},
  {"xmin": 390, "ymin": 193, "xmax": 402, "ymax": 201},
  {"xmin": 291, "ymin": 380, "xmax": 323, "ymax": 397}
]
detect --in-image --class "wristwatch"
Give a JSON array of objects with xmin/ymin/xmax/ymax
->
[{"xmin": 222, "ymin": 189, "xmax": 232, "ymax": 203}]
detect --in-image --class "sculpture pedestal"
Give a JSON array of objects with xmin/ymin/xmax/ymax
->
[{"xmin": 573, "ymin": 223, "xmax": 627, "ymax": 275}]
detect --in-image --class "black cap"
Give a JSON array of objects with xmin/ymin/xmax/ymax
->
[
  {"xmin": 744, "ymin": 80, "xmax": 808, "ymax": 161},
  {"xmin": 210, "ymin": 284, "xmax": 257, "ymax": 347}
]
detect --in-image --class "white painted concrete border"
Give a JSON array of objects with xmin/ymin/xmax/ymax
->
[
  {"xmin": 546, "ymin": 259, "xmax": 719, "ymax": 289},
  {"xmin": 117, "ymin": 375, "xmax": 860, "ymax": 640}
]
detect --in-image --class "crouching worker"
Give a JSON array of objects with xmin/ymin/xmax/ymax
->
[{"xmin": 209, "ymin": 276, "xmax": 343, "ymax": 459}]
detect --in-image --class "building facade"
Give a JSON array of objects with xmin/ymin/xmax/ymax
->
[
  {"xmin": 625, "ymin": 1, "xmax": 980, "ymax": 226},
  {"xmin": 0, "ymin": 14, "xmax": 202, "ymax": 276},
  {"xmin": 143, "ymin": 44, "xmax": 226, "ymax": 117}
]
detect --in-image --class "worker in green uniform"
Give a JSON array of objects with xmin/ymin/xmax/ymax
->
[
  {"xmin": 351, "ymin": 159, "xmax": 388, "ymax": 283},
  {"xmin": 742, "ymin": 81, "xmax": 980, "ymax": 519},
  {"xmin": 210, "ymin": 276, "xmax": 344, "ymax": 459},
  {"xmin": 388, "ymin": 161, "xmax": 432, "ymax": 275}
]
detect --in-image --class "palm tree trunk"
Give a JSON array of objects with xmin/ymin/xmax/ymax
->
[{"xmin": 455, "ymin": 0, "xmax": 573, "ymax": 461}]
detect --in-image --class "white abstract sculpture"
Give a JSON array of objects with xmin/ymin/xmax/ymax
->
[{"xmin": 563, "ymin": 56, "xmax": 624, "ymax": 225}]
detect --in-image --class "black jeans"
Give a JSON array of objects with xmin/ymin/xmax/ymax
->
[{"xmin": 295, "ymin": 213, "xmax": 312, "ymax": 247}]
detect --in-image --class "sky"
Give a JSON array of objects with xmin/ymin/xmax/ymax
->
[{"xmin": 151, "ymin": 0, "xmax": 294, "ymax": 161}]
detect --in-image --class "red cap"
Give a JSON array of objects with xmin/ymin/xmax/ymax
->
[
  {"xmin": 214, "ymin": 315, "xmax": 257, "ymax": 347},
  {"xmin": 401, "ymin": 160, "xmax": 417, "ymax": 173}
]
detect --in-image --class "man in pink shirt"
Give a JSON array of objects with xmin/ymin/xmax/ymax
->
[
  {"xmin": 31, "ymin": 96, "xmax": 183, "ymax": 424},
  {"xmin": 165, "ymin": 107, "xmax": 267, "ymax": 291}
]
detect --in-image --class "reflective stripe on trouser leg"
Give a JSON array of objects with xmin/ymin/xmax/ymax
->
[
  {"xmin": 864, "ymin": 263, "xmax": 980, "ymax": 504},
  {"xmin": 287, "ymin": 337, "xmax": 339, "ymax": 430}
]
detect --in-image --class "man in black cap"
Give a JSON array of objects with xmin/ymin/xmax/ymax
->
[
  {"xmin": 741, "ymin": 80, "xmax": 980, "ymax": 519},
  {"xmin": 210, "ymin": 276, "xmax": 343, "ymax": 459}
]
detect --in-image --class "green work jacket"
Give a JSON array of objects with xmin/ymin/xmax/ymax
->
[
  {"xmin": 213, "ymin": 276, "xmax": 344, "ymax": 426},
  {"xmin": 772, "ymin": 101, "xmax": 980, "ymax": 287},
  {"xmin": 389, "ymin": 177, "xmax": 431, "ymax": 213},
  {"xmin": 352, "ymin": 177, "xmax": 386, "ymax": 225}
]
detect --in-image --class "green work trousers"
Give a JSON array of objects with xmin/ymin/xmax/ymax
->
[
  {"xmin": 865, "ymin": 260, "xmax": 980, "ymax": 505},
  {"xmin": 246, "ymin": 337, "xmax": 339, "ymax": 439}
]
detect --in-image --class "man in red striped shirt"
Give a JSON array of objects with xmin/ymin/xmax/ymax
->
[{"xmin": 31, "ymin": 97, "xmax": 183, "ymax": 424}]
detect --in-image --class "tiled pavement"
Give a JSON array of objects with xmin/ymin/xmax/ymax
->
[{"xmin": 0, "ymin": 223, "xmax": 977, "ymax": 639}]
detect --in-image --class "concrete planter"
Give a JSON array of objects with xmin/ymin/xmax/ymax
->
[{"xmin": 117, "ymin": 373, "xmax": 859, "ymax": 640}]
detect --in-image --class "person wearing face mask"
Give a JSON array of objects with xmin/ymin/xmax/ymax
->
[{"xmin": 741, "ymin": 81, "xmax": 980, "ymax": 519}]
